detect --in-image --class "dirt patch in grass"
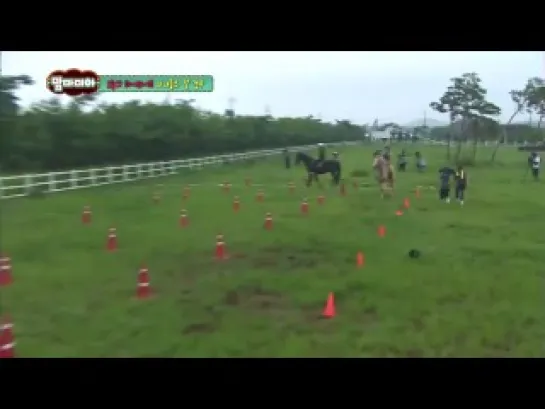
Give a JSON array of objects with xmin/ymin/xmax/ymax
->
[
  {"xmin": 251, "ymin": 246, "xmax": 324, "ymax": 269},
  {"xmin": 223, "ymin": 285, "xmax": 285, "ymax": 310},
  {"xmin": 362, "ymin": 306, "xmax": 379, "ymax": 324},
  {"xmin": 182, "ymin": 322, "xmax": 217, "ymax": 335}
]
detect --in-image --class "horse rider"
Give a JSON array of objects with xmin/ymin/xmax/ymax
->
[{"xmin": 316, "ymin": 142, "xmax": 326, "ymax": 169}]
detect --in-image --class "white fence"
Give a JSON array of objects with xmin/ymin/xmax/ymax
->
[{"xmin": 0, "ymin": 142, "xmax": 358, "ymax": 199}]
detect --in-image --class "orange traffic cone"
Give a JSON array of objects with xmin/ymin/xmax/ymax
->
[
  {"xmin": 322, "ymin": 293, "xmax": 336, "ymax": 318},
  {"xmin": 223, "ymin": 181, "xmax": 231, "ymax": 193},
  {"xmin": 245, "ymin": 177, "xmax": 252, "ymax": 187},
  {"xmin": 152, "ymin": 192, "xmax": 161, "ymax": 204},
  {"xmin": 106, "ymin": 227, "xmax": 117, "ymax": 251},
  {"xmin": 233, "ymin": 196, "xmax": 240, "ymax": 212},
  {"xmin": 0, "ymin": 315, "xmax": 15, "ymax": 358},
  {"xmin": 403, "ymin": 197, "xmax": 410, "ymax": 209},
  {"xmin": 288, "ymin": 182, "xmax": 295, "ymax": 193},
  {"xmin": 183, "ymin": 186, "xmax": 191, "ymax": 200},
  {"xmin": 0, "ymin": 255, "xmax": 13, "ymax": 287},
  {"xmin": 256, "ymin": 190, "xmax": 264, "ymax": 202},
  {"xmin": 179, "ymin": 209, "xmax": 189, "ymax": 227},
  {"xmin": 317, "ymin": 195, "xmax": 325, "ymax": 205},
  {"xmin": 136, "ymin": 266, "xmax": 152, "ymax": 299},
  {"xmin": 215, "ymin": 234, "xmax": 227, "ymax": 260},
  {"xmin": 356, "ymin": 251, "xmax": 365, "ymax": 268},
  {"xmin": 300, "ymin": 198, "xmax": 309, "ymax": 215},
  {"xmin": 377, "ymin": 225, "xmax": 386, "ymax": 238},
  {"xmin": 395, "ymin": 210, "xmax": 403, "ymax": 216},
  {"xmin": 81, "ymin": 205, "xmax": 92, "ymax": 224},
  {"xmin": 264, "ymin": 213, "xmax": 273, "ymax": 230}
]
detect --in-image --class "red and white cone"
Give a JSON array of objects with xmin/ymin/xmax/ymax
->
[
  {"xmin": 0, "ymin": 316, "xmax": 15, "ymax": 358},
  {"xmin": 106, "ymin": 227, "xmax": 117, "ymax": 252},
  {"xmin": 179, "ymin": 209, "xmax": 189, "ymax": 227},
  {"xmin": 0, "ymin": 255, "xmax": 13, "ymax": 287},
  {"xmin": 233, "ymin": 196, "xmax": 240, "ymax": 212},
  {"xmin": 81, "ymin": 205, "xmax": 92, "ymax": 224},
  {"xmin": 215, "ymin": 234, "xmax": 228, "ymax": 260},
  {"xmin": 136, "ymin": 266, "xmax": 152, "ymax": 299},
  {"xmin": 264, "ymin": 213, "xmax": 273, "ymax": 230},
  {"xmin": 300, "ymin": 198, "xmax": 309, "ymax": 215}
]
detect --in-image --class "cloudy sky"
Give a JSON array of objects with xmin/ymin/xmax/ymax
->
[{"xmin": 3, "ymin": 51, "xmax": 544, "ymax": 125}]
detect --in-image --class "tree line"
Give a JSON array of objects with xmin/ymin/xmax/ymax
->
[
  {"xmin": 0, "ymin": 75, "xmax": 366, "ymax": 172},
  {"xmin": 2, "ymin": 71, "xmax": 544, "ymax": 172}
]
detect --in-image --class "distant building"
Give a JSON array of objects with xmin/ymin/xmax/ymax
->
[{"xmin": 369, "ymin": 122, "xmax": 409, "ymax": 140}]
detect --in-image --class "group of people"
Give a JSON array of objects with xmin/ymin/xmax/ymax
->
[
  {"xmin": 396, "ymin": 150, "xmax": 427, "ymax": 172},
  {"xmin": 307, "ymin": 144, "xmax": 542, "ymax": 206},
  {"xmin": 370, "ymin": 146, "xmax": 468, "ymax": 204},
  {"xmin": 438, "ymin": 165, "xmax": 468, "ymax": 206}
]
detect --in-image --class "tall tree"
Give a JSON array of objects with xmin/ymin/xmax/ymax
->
[
  {"xmin": 524, "ymin": 77, "xmax": 545, "ymax": 130},
  {"xmin": 0, "ymin": 75, "xmax": 35, "ymax": 170},
  {"xmin": 489, "ymin": 89, "xmax": 526, "ymax": 162},
  {"xmin": 430, "ymin": 72, "xmax": 501, "ymax": 161}
]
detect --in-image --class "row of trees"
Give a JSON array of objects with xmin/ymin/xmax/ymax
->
[
  {"xmin": 0, "ymin": 75, "xmax": 367, "ymax": 172},
  {"xmin": 2, "ymin": 71, "xmax": 544, "ymax": 172},
  {"xmin": 428, "ymin": 73, "xmax": 545, "ymax": 162}
]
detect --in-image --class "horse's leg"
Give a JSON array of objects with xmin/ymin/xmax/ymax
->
[{"xmin": 315, "ymin": 173, "xmax": 323, "ymax": 189}]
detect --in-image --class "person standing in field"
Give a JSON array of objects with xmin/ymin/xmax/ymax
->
[
  {"xmin": 438, "ymin": 166, "xmax": 455, "ymax": 203},
  {"xmin": 454, "ymin": 165, "xmax": 468, "ymax": 206},
  {"xmin": 530, "ymin": 151, "xmax": 541, "ymax": 181},
  {"xmin": 373, "ymin": 151, "xmax": 394, "ymax": 198},
  {"xmin": 415, "ymin": 151, "xmax": 427, "ymax": 172},
  {"xmin": 283, "ymin": 148, "xmax": 291, "ymax": 169},
  {"xmin": 397, "ymin": 149, "xmax": 407, "ymax": 172}
]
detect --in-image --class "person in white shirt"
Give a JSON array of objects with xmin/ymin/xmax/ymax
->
[{"xmin": 530, "ymin": 152, "xmax": 541, "ymax": 181}]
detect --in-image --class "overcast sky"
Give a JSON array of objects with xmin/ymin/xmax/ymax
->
[{"xmin": 3, "ymin": 51, "xmax": 544, "ymax": 125}]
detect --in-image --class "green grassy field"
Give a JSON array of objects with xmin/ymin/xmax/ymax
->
[{"xmin": 2, "ymin": 144, "xmax": 544, "ymax": 357}]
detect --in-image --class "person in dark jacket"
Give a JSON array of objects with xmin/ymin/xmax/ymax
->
[
  {"xmin": 454, "ymin": 165, "xmax": 468, "ymax": 205},
  {"xmin": 283, "ymin": 148, "xmax": 291, "ymax": 169},
  {"xmin": 397, "ymin": 149, "xmax": 407, "ymax": 172},
  {"xmin": 438, "ymin": 166, "xmax": 455, "ymax": 203},
  {"xmin": 528, "ymin": 152, "xmax": 541, "ymax": 181}
]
